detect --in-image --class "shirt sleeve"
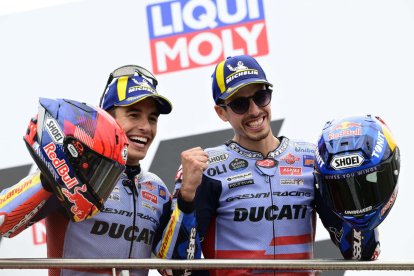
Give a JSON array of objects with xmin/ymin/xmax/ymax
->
[
  {"xmin": 153, "ymin": 166, "xmax": 201, "ymax": 261},
  {"xmin": 0, "ymin": 171, "xmax": 57, "ymax": 238}
]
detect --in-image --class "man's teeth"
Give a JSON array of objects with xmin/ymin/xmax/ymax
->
[
  {"xmin": 130, "ymin": 136, "xmax": 148, "ymax": 143},
  {"xmin": 247, "ymin": 117, "xmax": 263, "ymax": 127}
]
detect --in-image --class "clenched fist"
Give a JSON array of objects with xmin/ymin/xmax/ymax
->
[{"xmin": 179, "ymin": 147, "xmax": 209, "ymax": 202}]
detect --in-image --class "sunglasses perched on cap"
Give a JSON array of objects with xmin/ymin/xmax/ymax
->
[
  {"xmin": 219, "ymin": 89, "xmax": 273, "ymax": 114},
  {"xmin": 99, "ymin": 65, "xmax": 158, "ymax": 108}
]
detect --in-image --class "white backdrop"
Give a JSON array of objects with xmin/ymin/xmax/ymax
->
[{"xmin": 0, "ymin": 0, "xmax": 413, "ymax": 275}]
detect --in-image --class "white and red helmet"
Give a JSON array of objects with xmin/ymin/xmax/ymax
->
[{"xmin": 24, "ymin": 98, "xmax": 128, "ymax": 221}]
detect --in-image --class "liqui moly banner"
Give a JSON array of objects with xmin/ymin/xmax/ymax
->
[{"xmin": 147, "ymin": 0, "xmax": 269, "ymax": 74}]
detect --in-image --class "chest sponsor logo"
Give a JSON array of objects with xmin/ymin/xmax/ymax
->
[
  {"xmin": 228, "ymin": 179, "xmax": 254, "ymax": 189},
  {"xmin": 294, "ymin": 144, "xmax": 315, "ymax": 154},
  {"xmin": 142, "ymin": 190, "xmax": 158, "ymax": 204},
  {"xmin": 226, "ymin": 190, "xmax": 311, "ymax": 202},
  {"xmin": 234, "ymin": 204, "xmax": 308, "ymax": 222},
  {"xmin": 101, "ymin": 207, "xmax": 133, "ymax": 217},
  {"xmin": 90, "ymin": 220, "xmax": 155, "ymax": 245},
  {"xmin": 208, "ymin": 153, "xmax": 229, "ymax": 164},
  {"xmin": 207, "ymin": 164, "xmax": 227, "ymax": 177},
  {"xmin": 229, "ymin": 158, "xmax": 248, "ymax": 171},
  {"xmin": 146, "ymin": 0, "xmax": 269, "ymax": 74},
  {"xmin": 280, "ymin": 153, "xmax": 300, "ymax": 164},
  {"xmin": 279, "ymin": 166, "xmax": 302, "ymax": 176},
  {"xmin": 256, "ymin": 159, "xmax": 277, "ymax": 168},
  {"xmin": 142, "ymin": 201, "xmax": 157, "ymax": 213},
  {"xmin": 330, "ymin": 153, "xmax": 364, "ymax": 170},
  {"xmin": 142, "ymin": 181, "xmax": 156, "ymax": 191},
  {"xmin": 108, "ymin": 193, "xmax": 120, "ymax": 201},
  {"xmin": 158, "ymin": 185, "xmax": 167, "ymax": 200},
  {"xmin": 302, "ymin": 155, "xmax": 314, "ymax": 168},
  {"xmin": 226, "ymin": 171, "xmax": 252, "ymax": 182},
  {"xmin": 280, "ymin": 178, "xmax": 304, "ymax": 185}
]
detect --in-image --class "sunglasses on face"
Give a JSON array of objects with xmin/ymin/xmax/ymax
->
[
  {"xmin": 219, "ymin": 89, "xmax": 273, "ymax": 114},
  {"xmin": 99, "ymin": 65, "xmax": 158, "ymax": 108}
]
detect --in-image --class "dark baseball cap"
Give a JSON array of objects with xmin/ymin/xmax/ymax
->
[
  {"xmin": 101, "ymin": 75, "xmax": 172, "ymax": 114},
  {"xmin": 212, "ymin": 55, "xmax": 273, "ymax": 103}
]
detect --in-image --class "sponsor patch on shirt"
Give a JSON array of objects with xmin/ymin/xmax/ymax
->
[
  {"xmin": 142, "ymin": 181, "xmax": 156, "ymax": 191},
  {"xmin": 280, "ymin": 153, "xmax": 300, "ymax": 164},
  {"xmin": 226, "ymin": 172, "xmax": 253, "ymax": 182},
  {"xmin": 209, "ymin": 153, "xmax": 229, "ymax": 164},
  {"xmin": 303, "ymin": 155, "xmax": 314, "ymax": 168},
  {"xmin": 108, "ymin": 193, "xmax": 120, "ymax": 201},
  {"xmin": 279, "ymin": 166, "xmax": 302, "ymax": 176},
  {"xmin": 142, "ymin": 190, "xmax": 158, "ymax": 204},
  {"xmin": 158, "ymin": 185, "xmax": 167, "ymax": 200},
  {"xmin": 142, "ymin": 201, "xmax": 157, "ymax": 213},
  {"xmin": 280, "ymin": 179, "xmax": 304, "ymax": 185},
  {"xmin": 228, "ymin": 179, "xmax": 254, "ymax": 189},
  {"xmin": 229, "ymin": 158, "xmax": 248, "ymax": 171}
]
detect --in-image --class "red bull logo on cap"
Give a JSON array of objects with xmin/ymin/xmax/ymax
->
[{"xmin": 146, "ymin": 0, "xmax": 269, "ymax": 74}]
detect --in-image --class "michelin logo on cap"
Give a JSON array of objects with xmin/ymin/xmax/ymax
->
[
  {"xmin": 129, "ymin": 78, "xmax": 156, "ymax": 94},
  {"xmin": 226, "ymin": 61, "xmax": 259, "ymax": 84}
]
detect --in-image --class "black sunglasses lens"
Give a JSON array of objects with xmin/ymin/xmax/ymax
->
[
  {"xmin": 228, "ymin": 89, "xmax": 272, "ymax": 114},
  {"xmin": 229, "ymin": 98, "xmax": 250, "ymax": 114},
  {"xmin": 253, "ymin": 90, "xmax": 272, "ymax": 107}
]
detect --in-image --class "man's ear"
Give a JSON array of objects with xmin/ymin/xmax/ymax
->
[{"xmin": 214, "ymin": 105, "xmax": 228, "ymax": 122}]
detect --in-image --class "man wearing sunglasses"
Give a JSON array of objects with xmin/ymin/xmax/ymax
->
[{"xmin": 176, "ymin": 55, "xmax": 381, "ymax": 275}]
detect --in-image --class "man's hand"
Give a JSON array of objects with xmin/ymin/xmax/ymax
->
[{"xmin": 179, "ymin": 147, "xmax": 209, "ymax": 202}]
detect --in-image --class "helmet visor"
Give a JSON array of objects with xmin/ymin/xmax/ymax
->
[
  {"xmin": 65, "ymin": 138, "xmax": 125, "ymax": 205},
  {"xmin": 318, "ymin": 150, "xmax": 399, "ymax": 215}
]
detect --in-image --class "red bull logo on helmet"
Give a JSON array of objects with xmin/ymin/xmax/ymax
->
[
  {"xmin": 147, "ymin": 0, "xmax": 269, "ymax": 74},
  {"xmin": 61, "ymin": 185, "xmax": 94, "ymax": 221},
  {"xmin": 43, "ymin": 142, "xmax": 79, "ymax": 189}
]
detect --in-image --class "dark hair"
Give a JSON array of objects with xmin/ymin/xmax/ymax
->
[
  {"xmin": 107, "ymin": 107, "xmax": 117, "ymax": 117},
  {"xmin": 215, "ymin": 99, "xmax": 225, "ymax": 106}
]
